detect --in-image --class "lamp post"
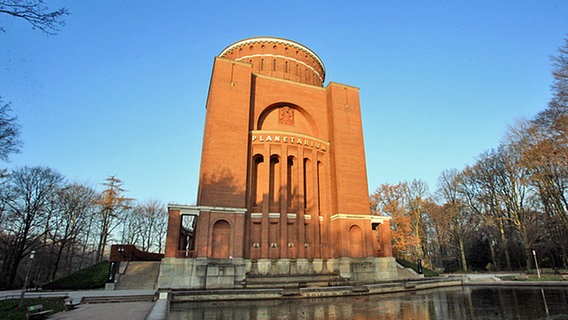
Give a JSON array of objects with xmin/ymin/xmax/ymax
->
[
  {"xmin": 532, "ymin": 249, "xmax": 541, "ymax": 279},
  {"xmin": 18, "ymin": 250, "xmax": 35, "ymax": 308}
]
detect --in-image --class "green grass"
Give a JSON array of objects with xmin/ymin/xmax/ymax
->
[
  {"xmin": 42, "ymin": 261, "xmax": 109, "ymax": 290},
  {"xmin": 0, "ymin": 297, "xmax": 65, "ymax": 320},
  {"xmin": 396, "ymin": 258, "xmax": 439, "ymax": 277}
]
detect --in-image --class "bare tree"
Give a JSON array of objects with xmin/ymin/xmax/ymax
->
[
  {"xmin": 0, "ymin": 169, "xmax": 169, "ymax": 288},
  {"xmin": 421, "ymin": 199, "xmax": 450, "ymax": 271},
  {"xmin": 406, "ymin": 179, "xmax": 429, "ymax": 259},
  {"xmin": 530, "ymin": 37, "xmax": 568, "ymax": 230},
  {"xmin": 0, "ymin": 98, "xmax": 21, "ymax": 163},
  {"xmin": 436, "ymin": 169, "xmax": 475, "ymax": 272},
  {"xmin": 122, "ymin": 200, "xmax": 167, "ymax": 252},
  {"xmin": 0, "ymin": 0, "xmax": 68, "ymax": 35},
  {"xmin": 94, "ymin": 176, "xmax": 132, "ymax": 262},
  {"xmin": 461, "ymin": 151, "xmax": 512, "ymax": 270},
  {"xmin": 0, "ymin": 166, "xmax": 62, "ymax": 288},
  {"xmin": 121, "ymin": 206, "xmax": 141, "ymax": 248},
  {"xmin": 48, "ymin": 183, "xmax": 97, "ymax": 280},
  {"xmin": 142, "ymin": 200, "xmax": 167, "ymax": 253},
  {"xmin": 152, "ymin": 203, "xmax": 168, "ymax": 253}
]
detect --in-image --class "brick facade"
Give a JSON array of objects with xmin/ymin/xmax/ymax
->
[{"xmin": 164, "ymin": 37, "xmax": 392, "ymax": 262}]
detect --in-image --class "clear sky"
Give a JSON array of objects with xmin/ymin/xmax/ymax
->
[{"xmin": 1, "ymin": 1, "xmax": 567, "ymax": 204}]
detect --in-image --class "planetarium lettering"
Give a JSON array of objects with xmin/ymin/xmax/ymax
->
[{"xmin": 251, "ymin": 134, "xmax": 327, "ymax": 151}]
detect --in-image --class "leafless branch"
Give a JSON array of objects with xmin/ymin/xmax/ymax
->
[{"xmin": 0, "ymin": 0, "xmax": 68, "ymax": 35}]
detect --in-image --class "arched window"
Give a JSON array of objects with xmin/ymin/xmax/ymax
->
[
  {"xmin": 251, "ymin": 155, "xmax": 264, "ymax": 209},
  {"xmin": 287, "ymin": 156, "xmax": 296, "ymax": 211},
  {"xmin": 303, "ymin": 158, "xmax": 312, "ymax": 211},
  {"xmin": 269, "ymin": 155, "xmax": 280, "ymax": 210},
  {"xmin": 317, "ymin": 161, "xmax": 323, "ymax": 214}
]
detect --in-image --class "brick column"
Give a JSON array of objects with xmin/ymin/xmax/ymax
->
[
  {"xmin": 378, "ymin": 220, "xmax": 393, "ymax": 257},
  {"xmin": 164, "ymin": 208, "xmax": 181, "ymax": 258}
]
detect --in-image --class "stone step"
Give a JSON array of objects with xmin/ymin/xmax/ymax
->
[
  {"xmin": 115, "ymin": 261, "xmax": 161, "ymax": 290},
  {"xmin": 245, "ymin": 273, "xmax": 341, "ymax": 283},
  {"xmin": 82, "ymin": 295, "xmax": 155, "ymax": 304},
  {"xmin": 244, "ymin": 273, "xmax": 348, "ymax": 289}
]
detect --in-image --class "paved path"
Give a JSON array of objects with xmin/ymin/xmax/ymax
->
[
  {"xmin": 0, "ymin": 289, "xmax": 156, "ymax": 303},
  {"xmin": 49, "ymin": 301, "xmax": 154, "ymax": 320},
  {"xmin": 1, "ymin": 289, "xmax": 160, "ymax": 320},
  {"xmin": 450, "ymin": 273, "xmax": 517, "ymax": 282}
]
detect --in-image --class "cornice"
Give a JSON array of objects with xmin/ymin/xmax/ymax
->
[{"xmin": 219, "ymin": 37, "xmax": 325, "ymax": 80}]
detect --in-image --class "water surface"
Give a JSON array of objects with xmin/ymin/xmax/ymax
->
[{"xmin": 169, "ymin": 286, "xmax": 568, "ymax": 319}]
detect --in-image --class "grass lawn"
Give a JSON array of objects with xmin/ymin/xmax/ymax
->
[
  {"xmin": 0, "ymin": 297, "xmax": 66, "ymax": 320},
  {"xmin": 43, "ymin": 261, "xmax": 109, "ymax": 290}
]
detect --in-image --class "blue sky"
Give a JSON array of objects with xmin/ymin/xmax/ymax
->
[{"xmin": 1, "ymin": 1, "xmax": 567, "ymax": 204}]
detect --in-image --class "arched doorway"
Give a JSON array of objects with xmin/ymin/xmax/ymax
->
[
  {"xmin": 349, "ymin": 225, "xmax": 364, "ymax": 257},
  {"xmin": 211, "ymin": 220, "xmax": 231, "ymax": 258}
]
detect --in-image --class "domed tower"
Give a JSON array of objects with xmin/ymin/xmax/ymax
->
[
  {"xmin": 219, "ymin": 37, "xmax": 325, "ymax": 87},
  {"xmin": 162, "ymin": 37, "xmax": 396, "ymax": 289}
]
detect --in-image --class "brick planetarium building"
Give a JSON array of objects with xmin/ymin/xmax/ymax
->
[{"xmin": 158, "ymin": 37, "xmax": 397, "ymax": 289}]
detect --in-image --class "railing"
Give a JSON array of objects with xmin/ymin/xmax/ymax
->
[
  {"xmin": 1, "ymin": 292, "xmax": 69, "ymax": 300},
  {"xmin": 176, "ymin": 250, "xmax": 195, "ymax": 258}
]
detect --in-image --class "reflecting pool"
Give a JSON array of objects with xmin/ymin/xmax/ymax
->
[{"xmin": 169, "ymin": 286, "xmax": 568, "ymax": 319}]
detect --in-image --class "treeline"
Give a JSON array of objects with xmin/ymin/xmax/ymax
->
[
  {"xmin": 0, "ymin": 170, "xmax": 167, "ymax": 289},
  {"xmin": 372, "ymin": 37, "xmax": 568, "ymax": 272}
]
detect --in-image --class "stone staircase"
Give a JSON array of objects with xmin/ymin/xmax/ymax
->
[
  {"xmin": 396, "ymin": 262, "xmax": 421, "ymax": 279},
  {"xmin": 243, "ymin": 273, "xmax": 349, "ymax": 289},
  {"xmin": 115, "ymin": 261, "xmax": 161, "ymax": 290}
]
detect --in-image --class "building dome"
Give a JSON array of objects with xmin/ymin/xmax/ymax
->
[{"xmin": 219, "ymin": 37, "xmax": 325, "ymax": 87}]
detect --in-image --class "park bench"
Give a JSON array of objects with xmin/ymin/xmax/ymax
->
[
  {"xmin": 26, "ymin": 304, "xmax": 52, "ymax": 320},
  {"xmin": 64, "ymin": 297, "xmax": 80, "ymax": 310}
]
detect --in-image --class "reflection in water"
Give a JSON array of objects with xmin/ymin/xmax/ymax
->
[{"xmin": 169, "ymin": 286, "xmax": 568, "ymax": 320}]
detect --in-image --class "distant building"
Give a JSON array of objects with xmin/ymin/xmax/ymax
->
[{"xmin": 159, "ymin": 37, "xmax": 397, "ymax": 289}]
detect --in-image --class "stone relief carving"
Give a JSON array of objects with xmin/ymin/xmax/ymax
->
[{"xmin": 279, "ymin": 106, "xmax": 294, "ymax": 125}]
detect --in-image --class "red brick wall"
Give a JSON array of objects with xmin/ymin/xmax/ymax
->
[
  {"xmin": 164, "ymin": 208, "xmax": 181, "ymax": 258},
  {"xmin": 166, "ymin": 37, "xmax": 392, "ymax": 260},
  {"xmin": 220, "ymin": 38, "xmax": 325, "ymax": 87},
  {"xmin": 326, "ymin": 83, "xmax": 372, "ymax": 215},
  {"xmin": 110, "ymin": 244, "xmax": 164, "ymax": 262},
  {"xmin": 197, "ymin": 58, "xmax": 252, "ymax": 208}
]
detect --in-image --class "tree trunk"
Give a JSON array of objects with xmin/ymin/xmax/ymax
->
[
  {"xmin": 51, "ymin": 240, "xmax": 66, "ymax": 280},
  {"xmin": 8, "ymin": 254, "xmax": 22, "ymax": 289},
  {"xmin": 459, "ymin": 236, "xmax": 468, "ymax": 272},
  {"xmin": 498, "ymin": 218, "xmax": 512, "ymax": 270},
  {"xmin": 489, "ymin": 239, "xmax": 498, "ymax": 271}
]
